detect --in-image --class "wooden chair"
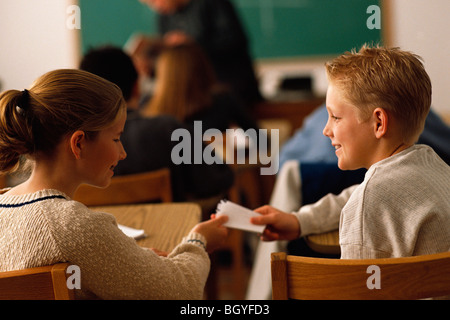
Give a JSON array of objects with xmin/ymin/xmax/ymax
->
[
  {"xmin": 73, "ymin": 168, "xmax": 172, "ymax": 206},
  {"xmin": 0, "ymin": 263, "xmax": 74, "ymax": 300},
  {"xmin": 271, "ymin": 251, "xmax": 450, "ymax": 300}
]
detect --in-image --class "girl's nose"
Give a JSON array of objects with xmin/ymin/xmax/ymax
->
[{"xmin": 119, "ymin": 144, "xmax": 127, "ymax": 160}]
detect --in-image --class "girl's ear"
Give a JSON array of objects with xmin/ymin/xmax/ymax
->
[
  {"xmin": 372, "ymin": 107, "xmax": 389, "ymax": 139},
  {"xmin": 70, "ymin": 130, "xmax": 86, "ymax": 160}
]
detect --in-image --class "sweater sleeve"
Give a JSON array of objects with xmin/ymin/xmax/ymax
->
[
  {"xmin": 46, "ymin": 200, "xmax": 210, "ymax": 300},
  {"xmin": 293, "ymin": 184, "xmax": 358, "ymax": 236}
]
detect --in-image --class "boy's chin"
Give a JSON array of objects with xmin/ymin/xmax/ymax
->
[{"xmin": 337, "ymin": 160, "xmax": 363, "ymax": 171}]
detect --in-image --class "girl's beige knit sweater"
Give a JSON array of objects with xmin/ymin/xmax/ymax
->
[{"xmin": 0, "ymin": 189, "xmax": 209, "ymax": 299}]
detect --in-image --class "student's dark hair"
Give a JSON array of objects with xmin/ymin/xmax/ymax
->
[
  {"xmin": 0, "ymin": 69, "xmax": 126, "ymax": 172},
  {"xmin": 80, "ymin": 46, "xmax": 138, "ymax": 101}
]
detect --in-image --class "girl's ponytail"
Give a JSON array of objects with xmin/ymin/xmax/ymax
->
[
  {"xmin": 0, "ymin": 69, "xmax": 126, "ymax": 174},
  {"xmin": 0, "ymin": 90, "xmax": 35, "ymax": 172}
]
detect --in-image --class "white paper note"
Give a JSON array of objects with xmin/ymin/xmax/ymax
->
[{"xmin": 216, "ymin": 200, "xmax": 265, "ymax": 233}]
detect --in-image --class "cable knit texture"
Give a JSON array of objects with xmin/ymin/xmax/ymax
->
[
  {"xmin": 295, "ymin": 144, "xmax": 450, "ymax": 259},
  {"xmin": 0, "ymin": 189, "xmax": 210, "ymax": 299}
]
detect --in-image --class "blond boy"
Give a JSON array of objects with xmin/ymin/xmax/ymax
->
[{"xmin": 251, "ymin": 45, "xmax": 450, "ymax": 259}]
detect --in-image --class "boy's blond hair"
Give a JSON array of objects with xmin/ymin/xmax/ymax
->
[{"xmin": 325, "ymin": 44, "xmax": 432, "ymax": 143}]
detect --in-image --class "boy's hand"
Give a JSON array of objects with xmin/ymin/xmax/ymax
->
[{"xmin": 251, "ymin": 205, "xmax": 301, "ymax": 241}]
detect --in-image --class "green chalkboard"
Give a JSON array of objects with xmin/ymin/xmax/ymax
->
[{"xmin": 80, "ymin": 0, "xmax": 381, "ymax": 59}]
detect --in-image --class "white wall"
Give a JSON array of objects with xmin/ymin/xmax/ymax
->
[
  {"xmin": 388, "ymin": 0, "xmax": 450, "ymax": 117},
  {"xmin": 257, "ymin": 1, "xmax": 450, "ymax": 118},
  {"xmin": 0, "ymin": 0, "xmax": 80, "ymax": 92}
]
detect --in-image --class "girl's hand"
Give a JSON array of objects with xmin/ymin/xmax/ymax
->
[
  {"xmin": 150, "ymin": 248, "xmax": 169, "ymax": 257},
  {"xmin": 191, "ymin": 215, "xmax": 229, "ymax": 253}
]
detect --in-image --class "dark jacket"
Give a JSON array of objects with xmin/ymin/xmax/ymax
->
[
  {"xmin": 158, "ymin": 0, "xmax": 262, "ymax": 106},
  {"xmin": 115, "ymin": 111, "xmax": 234, "ymax": 201}
]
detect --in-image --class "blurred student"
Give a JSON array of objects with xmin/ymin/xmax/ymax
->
[
  {"xmin": 142, "ymin": 43, "xmax": 259, "ymax": 134},
  {"xmin": 250, "ymin": 45, "xmax": 450, "ymax": 259},
  {"xmin": 0, "ymin": 69, "xmax": 229, "ymax": 299},
  {"xmin": 80, "ymin": 46, "xmax": 234, "ymax": 202},
  {"xmin": 139, "ymin": 0, "xmax": 263, "ymax": 107}
]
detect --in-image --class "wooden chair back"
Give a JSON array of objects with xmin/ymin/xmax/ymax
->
[
  {"xmin": 73, "ymin": 168, "xmax": 172, "ymax": 206},
  {"xmin": 0, "ymin": 263, "xmax": 74, "ymax": 300},
  {"xmin": 271, "ymin": 251, "xmax": 450, "ymax": 300}
]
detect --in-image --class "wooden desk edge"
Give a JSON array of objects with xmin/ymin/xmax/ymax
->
[
  {"xmin": 92, "ymin": 203, "xmax": 202, "ymax": 252},
  {"xmin": 305, "ymin": 230, "xmax": 340, "ymax": 255}
]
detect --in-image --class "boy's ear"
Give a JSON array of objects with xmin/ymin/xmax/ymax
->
[
  {"xmin": 372, "ymin": 107, "xmax": 389, "ymax": 139},
  {"xmin": 70, "ymin": 130, "xmax": 86, "ymax": 160}
]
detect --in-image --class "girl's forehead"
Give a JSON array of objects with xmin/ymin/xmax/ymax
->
[
  {"xmin": 110, "ymin": 110, "xmax": 127, "ymax": 131},
  {"xmin": 100, "ymin": 109, "xmax": 127, "ymax": 134}
]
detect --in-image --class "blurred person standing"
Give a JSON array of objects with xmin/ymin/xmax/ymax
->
[
  {"xmin": 139, "ymin": 0, "xmax": 263, "ymax": 108},
  {"xmin": 143, "ymin": 43, "xmax": 259, "ymax": 135}
]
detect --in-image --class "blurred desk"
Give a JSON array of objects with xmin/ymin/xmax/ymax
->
[
  {"xmin": 93, "ymin": 203, "xmax": 201, "ymax": 253},
  {"xmin": 253, "ymin": 99, "xmax": 324, "ymax": 135},
  {"xmin": 306, "ymin": 230, "xmax": 340, "ymax": 255}
]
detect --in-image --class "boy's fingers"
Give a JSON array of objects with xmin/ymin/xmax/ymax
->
[
  {"xmin": 212, "ymin": 214, "xmax": 228, "ymax": 225},
  {"xmin": 254, "ymin": 205, "xmax": 273, "ymax": 215},
  {"xmin": 251, "ymin": 214, "xmax": 275, "ymax": 225},
  {"xmin": 250, "ymin": 215, "xmax": 264, "ymax": 225},
  {"xmin": 260, "ymin": 229, "xmax": 279, "ymax": 241}
]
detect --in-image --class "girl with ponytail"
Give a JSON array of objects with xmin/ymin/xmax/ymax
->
[{"xmin": 0, "ymin": 69, "xmax": 228, "ymax": 299}]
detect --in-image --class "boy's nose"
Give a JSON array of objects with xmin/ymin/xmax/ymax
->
[{"xmin": 323, "ymin": 121, "xmax": 332, "ymax": 137}]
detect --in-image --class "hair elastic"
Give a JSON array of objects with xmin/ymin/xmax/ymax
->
[{"xmin": 16, "ymin": 89, "xmax": 30, "ymax": 115}]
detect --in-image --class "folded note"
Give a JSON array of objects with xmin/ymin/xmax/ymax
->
[
  {"xmin": 216, "ymin": 200, "xmax": 265, "ymax": 233},
  {"xmin": 118, "ymin": 224, "xmax": 147, "ymax": 240}
]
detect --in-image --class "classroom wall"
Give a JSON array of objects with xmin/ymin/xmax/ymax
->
[
  {"xmin": 388, "ymin": 0, "xmax": 450, "ymax": 117},
  {"xmin": 78, "ymin": 0, "xmax": 381, "ymax": 59},
  {"xmin": 0, "ymin": 0, "xmax": 80, "ymax": 92},
  {"xmin": 0, "ymin": 0, "xmax": 448, "ymax": 118},
  {"xmin": 257, "ymin": 0, "xmax": 450, "ymax": 117}
]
